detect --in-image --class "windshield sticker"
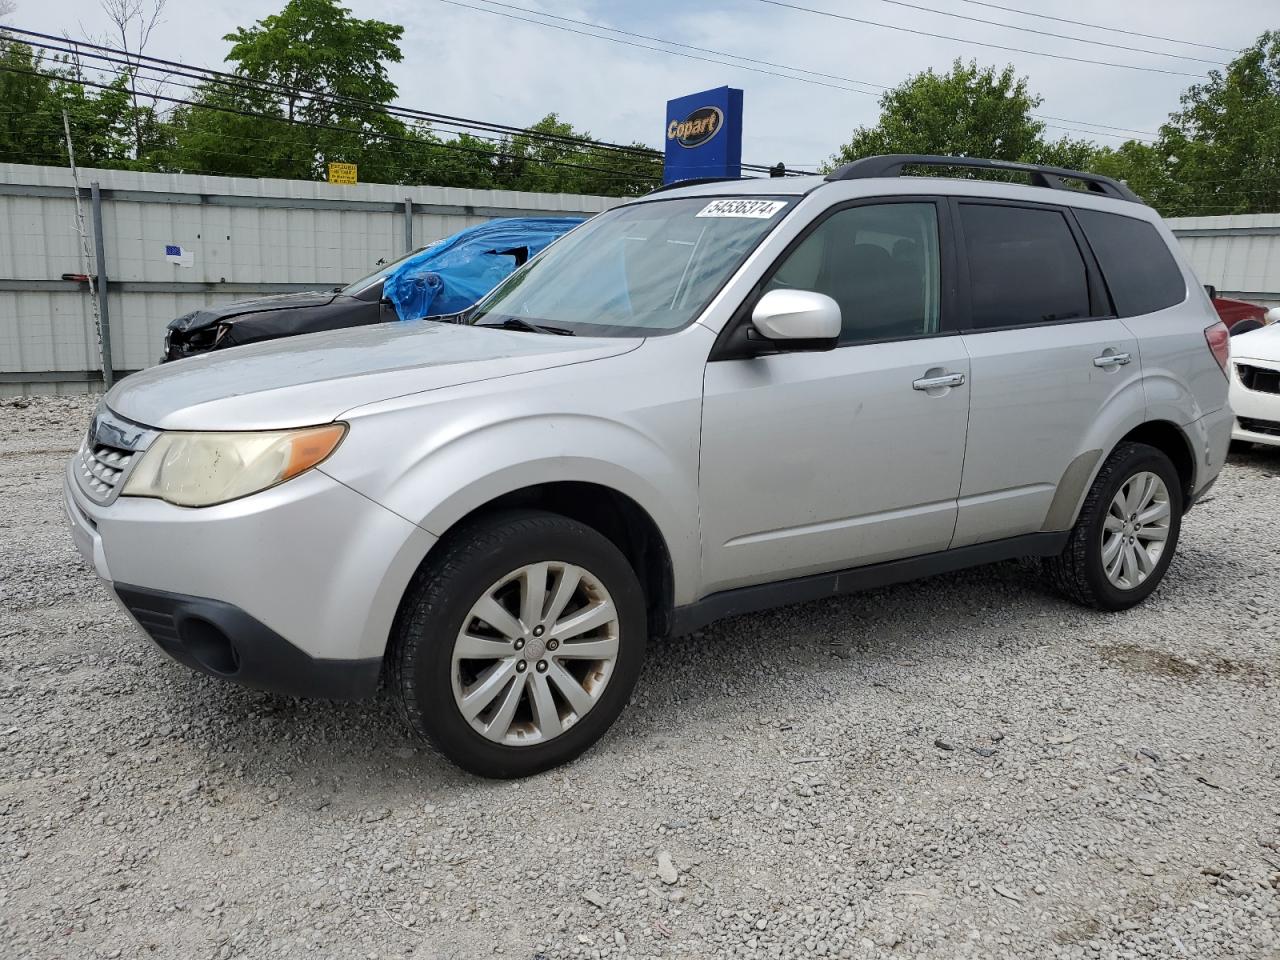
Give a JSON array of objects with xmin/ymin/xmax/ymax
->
[{"xmin": 695, "ymin": 199, "xmax": 787, "ymax": 219}]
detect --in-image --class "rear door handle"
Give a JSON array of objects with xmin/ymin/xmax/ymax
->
[
  {"xmin": 912, "ymin": 372, "xmax": 966, "ymax": 391},
  {"xmin": 1093, "ymin": 352, "xmax": 1132, "ymax": 368}
]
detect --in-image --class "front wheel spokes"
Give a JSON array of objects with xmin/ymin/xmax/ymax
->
[
  {"xmin": 451, "ymin": 561, "xmax": 622, "ymax": 746},
  {"xmin": 458, "ymin": 658, "xmax": 520, "ymax": 722}
]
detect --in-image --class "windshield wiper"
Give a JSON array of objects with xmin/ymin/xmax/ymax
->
[{"xmin": 476, "ymin": 317, "xmax": 576, "ymax": 336}]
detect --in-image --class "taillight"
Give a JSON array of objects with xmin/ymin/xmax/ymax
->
[{"xmin": 1204, "ymin": 321, "xmax": 1230, "ymax": 377}]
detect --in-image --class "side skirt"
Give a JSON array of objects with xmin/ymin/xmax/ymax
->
[{"xmin": 669, "ymin": 531, "xmax": 1069, "ymax": 637}]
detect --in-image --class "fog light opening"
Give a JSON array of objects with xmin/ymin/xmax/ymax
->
[{"xmin": 179, "ymin": 617, "xmax": 241, "ymax": 676}]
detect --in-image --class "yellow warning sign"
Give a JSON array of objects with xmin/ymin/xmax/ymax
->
[{"xmin": 327, "ymin": 162, "xmax": 357, "ymax": 185}]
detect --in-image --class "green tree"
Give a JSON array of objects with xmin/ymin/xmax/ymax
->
[
  {"xmin": 170, "ymin": 0, "xmax": 409, "ymax": 181},
  {"xmin": 1155, "ymin": 30, "xmax": 1279, "ymax": 215},
  {"xmin": 1088, "ymin": 140, "xmax": 1177, "ymax": 211},
  {"xmin": 829, "ymin": 60, "xmax": 1051, "ymax": 166},
  {"xmin": 0, "ymin": 39, "xmax": 66, "ymax": 165},
  {"xmin": 393, "ymin": 125, "xmax": 497, "ymax": 189},
  {"xmin": 493, "ymin": 113, "xmax": 659, "ymax": 197},
  {"xmin": 0, "ymin": 38, "xmax": 140, "ymax": 168},
  {"xmin": 1076, "ymin": 31, "xmax": 1279, "ymax": 216},
  {"xmin": 225, "ymin": 0, "xmax": 401, "ymax": 120},
  {"xmin": 1033, "ymin": 136, "xmax": 1099, "ymax": 172}
]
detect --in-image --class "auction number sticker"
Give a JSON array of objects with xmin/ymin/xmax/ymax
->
[{"xmin": 695, "ymin": 199, "xmax": 788, "ymax": 219}]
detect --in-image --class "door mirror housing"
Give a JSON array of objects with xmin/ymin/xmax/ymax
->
[{"xmin": 749, "ymin": 289, "xmax": 841, "ymax": 350}]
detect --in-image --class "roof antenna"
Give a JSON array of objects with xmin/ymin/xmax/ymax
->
[{"xmin": 769, "ymin": 162, "xmax": 786, "ymax": 178}]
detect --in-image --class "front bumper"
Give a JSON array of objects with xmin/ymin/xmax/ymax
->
[
  {"xmin": 1229, "ymin": 362, "xmax": 1280, "ymax": 447},
  {"xmin": 112, "ymin": 583, "xmax": 382, "ymax": 699},
  {"xmin": 64, "ymin": 456, "xmax": 436, "ymax": 699}
]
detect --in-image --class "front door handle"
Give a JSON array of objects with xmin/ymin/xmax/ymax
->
[
  {"xmin": 912, "ymin": 372, "xmax": 966, "ymax": 391},
  {"xmin": 1093, "ymin": 352, "xmax": 1132, "ymax": 368}
]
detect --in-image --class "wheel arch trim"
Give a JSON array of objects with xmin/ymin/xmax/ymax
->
[{"xmin": 1043, "ymin": 418, "xmax": 1198, "ymax": 532}]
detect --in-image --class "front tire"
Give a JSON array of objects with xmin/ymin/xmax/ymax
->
[
  {"xmin": 1043, "ymin": 442, "xmax": 1183, "ymax": 611},
  {"xmin": 389, "ymin": 510, "xmax": 647, "ymax": 778}
]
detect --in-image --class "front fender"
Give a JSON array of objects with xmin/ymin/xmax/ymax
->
[{"xmin": 322, "ymin": 406, "xmax": 703, "ymax": 606}]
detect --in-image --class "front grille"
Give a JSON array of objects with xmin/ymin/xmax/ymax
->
[
  {"xmin": 1238, "ymin": 416, "xmax": 1280, "ymax": 438},
  {"xmin": 1237, "ymin": 363, "xmax": 1280, "ymax": 395},
  {"xmin": 75, "ymin": 438, "xmax": 137, "ymax": 505},
  {"xmin": 74, "ymin": 406, "xmax": 157, "ymax": 505}
]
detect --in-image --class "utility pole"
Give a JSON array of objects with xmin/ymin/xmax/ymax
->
[{"xmin": 63, "ymin": 109, "xmax": 112, "ymax": 388}]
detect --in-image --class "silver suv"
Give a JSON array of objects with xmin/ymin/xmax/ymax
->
[{"xmin": 65, "ymin": 155, "xmax": 1233, "ymax": 778}]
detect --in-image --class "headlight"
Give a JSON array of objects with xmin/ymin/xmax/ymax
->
[{"xmin": 121, "ymin": 423, "xmax": 347, "ymax": 507}]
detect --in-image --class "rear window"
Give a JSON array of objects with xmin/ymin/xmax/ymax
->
[
  {"xmin": 1074, "ymin": 209, "xmax": 1186, "ymax": 317},
  {"xmin": 958, "ymin": 203, "xmax": 1092, "ymax": 329}
]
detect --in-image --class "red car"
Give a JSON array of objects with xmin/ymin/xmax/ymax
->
[{"xmin": 1213, "ymin": 295, "xmax": 1272, "ymax": 335}]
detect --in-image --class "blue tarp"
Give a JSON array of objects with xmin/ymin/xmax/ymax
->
[{"xmin": 382, "ymin": 217, "xmax": 585, "ymax": 321}]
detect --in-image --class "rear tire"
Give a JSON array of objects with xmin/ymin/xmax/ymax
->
[
  {"xmin": 1043, "ymin": 442, "xmax": 1183, "ymax": 611},
  {"xmin": 389, "ymin": 509, "xmax": 647, "ymax": 778}
]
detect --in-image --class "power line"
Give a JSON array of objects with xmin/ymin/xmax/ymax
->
[
  {"xmin": 0, "ymin": 63, "xmax": 663, "ymax": 184},
  {"xmin": 9, "ymin": 27, "xmax": 717, "ymax": 168},
  {"xmin": 0, "ymin": 107, "xmax": 641, "ymax": 174},
  {"xmin": 954, "ymin": 0, "xmax": 1241, "ymax": 54},
  {"xmin": 442, "ymin": 0, "xmax": 1157, "ymax": 143},
  {"xmin": 865, "ymin": 0, "xmax": 1227, "ymax": 65},
  {"xmin": 470, "ymin": 0, "xmax": 884, "ymax": 93},
  {"xmin": 6, "ymin": 26, "xmax": 667, "ymax": 162},
  {"xmin": 1033, "ymin": 115, "xmax": 1160, "ymax": 138},
  {"xmin": 13, "ymin": 40, "xmax": 621, "ymax": 158},
  {"xmin": 7, "ymin": 26, "xmax": 809, "ymax": 176},
  {"xmin": 749, "ymin": 0, "xmax": 1209, "ymax": 78},
  {"xmin": 431, "ymin": 0, "xmax": 879, "ymax": 97}
]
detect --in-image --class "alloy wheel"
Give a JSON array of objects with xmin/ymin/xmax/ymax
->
[
  {"xmin": 1101, "ymin": 471, "xmax": 1171, "ymax": 590},
  {"xmin": 450, "ymin": 562, "xmax": 620, "ymax": 746}
]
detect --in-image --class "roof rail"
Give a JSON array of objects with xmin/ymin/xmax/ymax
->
[{"xmin": 824, "ymin": 154, "xmax": 1141, "ymax": 203}]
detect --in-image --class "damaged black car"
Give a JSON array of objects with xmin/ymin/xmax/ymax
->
[
  {"xmin": 161, "ymin": 217, "xmax": 585, "ymax": 362},
  {"xmin": 162, "ymin": 258, "xmax": 405, "ymax": 361}
]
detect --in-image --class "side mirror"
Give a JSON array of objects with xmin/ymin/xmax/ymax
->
[
  {"xmin": 1204, "ymin": 284, "xmax": 1217, "ymax": 301},
  {"xmin": 749, "ymin": 289, "xmax": 841, "ymax": 350}
]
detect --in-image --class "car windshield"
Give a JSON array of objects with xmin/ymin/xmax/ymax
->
[
  {"xmin": 469, "ymin": 196, "xmax": 794, "ymax": 336},
  {"xmin": 339, "ymin": 247, "xmax": 425, "ymax": 296}
]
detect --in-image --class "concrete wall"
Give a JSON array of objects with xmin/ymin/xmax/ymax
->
[
  {"xmin": 0, "ymin": 163, "xmax": 620, "ymax": 395},
  {"xmin": 1168, "ymin": 214, "xmax": 1280, "ymax": 310}
]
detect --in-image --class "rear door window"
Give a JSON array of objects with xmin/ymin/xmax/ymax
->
[
  {"xmin": 1074, "ymin": 209, "xmax": 1186, "ymax": 317},
  {"xmin": 958, "ymin": 203, "xmax": 1092, "ymax": 329}
]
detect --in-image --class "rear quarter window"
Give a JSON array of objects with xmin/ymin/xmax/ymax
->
[{"xmin": 1074, "ymin": 209, "xmax": 1187, "ymax": 317}]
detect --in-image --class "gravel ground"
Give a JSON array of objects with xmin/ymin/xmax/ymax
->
[{"xmin": 1, "ymin": 395, "xmax": 1278, "ymax": 960}]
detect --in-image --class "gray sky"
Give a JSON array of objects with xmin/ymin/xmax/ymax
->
[{"xmin": 8, "ymin": 0, "xmax": 1276, "ymax": 170}]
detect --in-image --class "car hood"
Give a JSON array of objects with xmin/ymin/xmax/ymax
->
[
  {"xmin": 1232, "ymin": 323, "xmax": 1280, "ymax": 362},
  {"xmin": 167, "ymin": 290, "xmax": 343, "ymax": 333},
  {"xmin": 108, "ymin": 319, "xmax": 642, "ymax": 431}
]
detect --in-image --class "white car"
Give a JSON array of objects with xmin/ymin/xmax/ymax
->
[{"xmin": 1230, "ymin": 314, "xmax": 1280, "ymax": 448}]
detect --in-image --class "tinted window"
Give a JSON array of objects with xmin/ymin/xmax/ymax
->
[
  {"xmin": 1075, "ymin": 209, "xmax": 1186, "ymax": 317},
  {"xmin": 764, "ymin": 202, "xmax": 941, "ymax": 344},
  {"xmin": 959, "ymin": 204, "xmax": 1091, "ymax": 329}
]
